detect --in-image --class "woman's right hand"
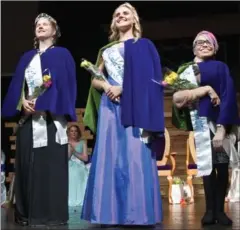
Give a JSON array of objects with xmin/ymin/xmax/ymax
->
[
  {"xmin": 102, "ymin": 82, "xmax": 120, "ymax": 102},
  {"xmin": 22, "ymin": 98, "xmax": 35, "ymax": 114}
]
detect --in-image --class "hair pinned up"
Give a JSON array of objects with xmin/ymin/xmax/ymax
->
[{"xmin": 34, "ymin": 13, "xmax": 61, "ymax": 48}]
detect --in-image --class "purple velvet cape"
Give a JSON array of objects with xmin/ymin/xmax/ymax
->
[
  {"xmin": 1, "ymin": 47, "xmax": 77, "ymax": 121},
  {"xmin": 121, "ymin": 38, "xmax": 165, "ymax": 133},
  {"xmin": 198, "ymin": 60, "xmax": 240, "ymax": 125}
]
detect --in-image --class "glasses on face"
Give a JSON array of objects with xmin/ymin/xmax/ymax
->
[{"xmin": 195, "ymin": 40, "xmax": 213, "ymax": 47}]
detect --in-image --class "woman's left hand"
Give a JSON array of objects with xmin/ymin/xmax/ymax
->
[
  {"xmin": 207, "ymin": 87, "xmax": 221, "ymax": 106},
  {"xmin": 31, "ymin": 98, "xmax": 37, "ymax": 108},
  {"xmin": 212, "ymin": 126, "xmax": 226, "ymax": 152},
  {"xmin": 106, "ymin": 86, "xmax": 122, "ymax": 101}
]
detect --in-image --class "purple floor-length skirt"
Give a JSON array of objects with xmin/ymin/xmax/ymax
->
[{"xmin": 81, "ymin": 81, "xmax": 163, "ymax": 225}]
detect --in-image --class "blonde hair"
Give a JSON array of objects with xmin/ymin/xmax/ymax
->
[{"xmin": 109, "ymin": 2, "xmax": 142, "ymax": 42}]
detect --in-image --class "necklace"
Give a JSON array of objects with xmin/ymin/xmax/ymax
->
[{"xmin": 38, "ymin": 45, "xmax": 54, "ymax": 55}]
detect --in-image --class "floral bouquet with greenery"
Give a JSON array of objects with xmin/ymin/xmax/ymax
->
[
  {"xmin": 152, "ymin": 67, "xmax": 197, "ymax": 91},
  {"xmin": 15, "ymin": 71, "xmax": 53, "ymax": 134},
  {"xmin": 27, "ymin": 72, "xmax": 52, "ymax": 101},
  {"xmin": 80, "ymin": 58, "xmax": 120, "ymax": 102},
  {"xmin": 172, "ymin": 177, "xmax": 183, "ymax": 185}
]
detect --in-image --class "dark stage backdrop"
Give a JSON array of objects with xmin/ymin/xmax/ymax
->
[{"xmin": 2, "ymin": 1, "xmax": 240, "ymax": 103}]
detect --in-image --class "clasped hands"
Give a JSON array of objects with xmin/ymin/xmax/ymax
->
[
  {"xmin": 69, "ymin": 143, "xmax": 76, "ymax": 153},
  {"xmin": 103, "ymin": 82, "xmax": 122, "ymax": 101}
]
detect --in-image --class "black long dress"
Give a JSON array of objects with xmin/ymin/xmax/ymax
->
[{"xmin": 14, "ymin": 113, "xmax": 69, "ymax": 226}]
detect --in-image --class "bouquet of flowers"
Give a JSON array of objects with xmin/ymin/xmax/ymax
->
[
  {"xmin": 29, "ymin": 73, "xmax": 52, "ymax": 100},
  {"xmin": 80, "ymin": 58, "xmax": 120, "ymax": 102},
  {"xmin": 171, "ymin": 177, "xmax": 185, "ymax": 204},
  {"xmin": 152, "ymin": 67, "xmax": 197, "ymax": 91},
  {"xmin": 80, "ymin": 58, "xmax": 108, "ymax": 83},
  {"xmin": 172, "ymin": 177, "xmax": 183, "ymax": 185},
  {"xmin": 14, "ymin": 71, "xmax": 52, "ymax": 134}
]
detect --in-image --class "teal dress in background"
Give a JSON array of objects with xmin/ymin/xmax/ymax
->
[{"xmin": 68, "ymin": 140, "xmax": 89, "ymax": 207}]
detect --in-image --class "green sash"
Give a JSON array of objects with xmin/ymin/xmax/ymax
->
[{"xmin": 83, "ymin": 41, "xmax": 120, "ymax": 134}]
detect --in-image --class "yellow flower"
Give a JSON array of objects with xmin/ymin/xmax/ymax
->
[
  {"xmin": 164, "ymin": 71, "xmax": 178, "ymax": 85},
  {"xmin": 168, "ymin": 72, "xmax": 178, "ymax": 80},
  {"xmin": 165, "ymin": 77, "xmax": 175, "ymax": 85},
  {"xmin": 80, "ymin": 60, "xmax": 91, "ymax": 68},
  {"xmin": 43, "ymin": 74, "xmax": 51, "ymax": 82}
]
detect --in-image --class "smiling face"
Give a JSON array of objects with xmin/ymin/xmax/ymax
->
[
  {"xmin": 109, "ymin": 3, "xmax": 142, "ymax": 42},
  {"xmin": 193, "ymin": 34, "xmax": 215, "ymax": 59},
  {"xmin": 114, "ymin": 6, "xmax": 134, "ymax": 32},
  {"xmin": 35, "ymin": 17, "xmax": 56, "ymax": 41}
]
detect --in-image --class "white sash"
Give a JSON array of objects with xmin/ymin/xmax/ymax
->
[
  {"xmin": 179, "ymin": 65, "xmax": 213, "ymax": 177},
  {"xmin": 32, "ymin": 113, "xmax": 68, "ymax": 148},
  {"xmin": 102, "ymin": 44, "xmax": 124, "ymax": 86}
]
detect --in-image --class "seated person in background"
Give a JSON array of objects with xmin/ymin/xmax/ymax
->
[
  {"xmin": 1, "ymin": 150, "xmax": 7, "ymax": 207},
  {"xmin": 67, "ymin": 125, "xmax": 89, "ymax": 208},
  {"xmin": 226, "ymin": 126, "xmax": 240, "ymax": 203}
]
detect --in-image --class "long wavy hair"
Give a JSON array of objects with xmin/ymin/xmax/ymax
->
[
  {"xmin": 67, "ymin": 125, "xmax": 82, "ymax": 142},
  {"xmin": 109, "ymin": 2, "xmax": 142, "ymax": 42}
]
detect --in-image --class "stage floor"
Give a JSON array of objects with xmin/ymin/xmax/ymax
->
[{"xmin": 1, "ymin": 198, "xmax": 239, "ymax": 229}]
